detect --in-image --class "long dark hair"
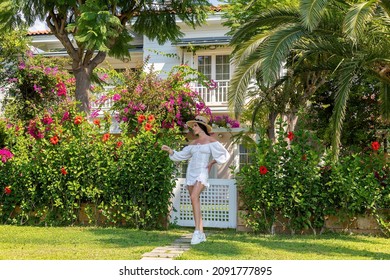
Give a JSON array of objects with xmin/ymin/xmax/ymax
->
[{"xmin": 198, "ymin": 123, "xmax": 210, "ymax": 136}]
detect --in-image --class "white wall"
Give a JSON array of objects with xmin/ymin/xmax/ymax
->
[{"xmin": 143, "ymin": 13, "xmax": 230, "ymax": 77}]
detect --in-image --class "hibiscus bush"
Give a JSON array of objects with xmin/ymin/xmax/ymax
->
[
  {"xmin": 237, "ymin": 120, "xmax": 326, "ymax": 234},
  {"xmin": 237, "ymin": 119, "xmax": 389, "ymax": 235}
]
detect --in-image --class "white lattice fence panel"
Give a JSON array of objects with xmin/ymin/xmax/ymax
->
[{"xmin": 171, "ymin": 179, "xmax": 237, "ymax": 228}]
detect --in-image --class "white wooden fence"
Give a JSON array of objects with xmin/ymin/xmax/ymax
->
[{"xmin": 170, "ymin": 178, "xmax": 237, "ymax": 228}]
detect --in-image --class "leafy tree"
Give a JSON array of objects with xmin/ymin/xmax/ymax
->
[
  {"xmin": 228, "ymin": 0, "xmax": 390, "ymax": 160},
  {"xmin": 0, "ymin": 0, "xmax": 211, "ymax": 113},
  {"xmin": 0, "ymin": 28, "xmax": 31, "ymax": 108}
]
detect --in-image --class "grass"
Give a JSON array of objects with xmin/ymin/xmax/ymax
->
[
  {"xmin": 0, "ymin": 226, "xmax": 389, "ymax": 260},
  {"xmin": 0, "ymin": 225, "xmax": 189, "ymax": 260},
  {"xmin": 178, "ymin": 229, "xmax": 390, "ymax": 260}
]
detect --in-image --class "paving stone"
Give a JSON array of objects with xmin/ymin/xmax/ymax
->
[{"xmin": 141, "ymin": 232, "xmax": 210, "ymax": 260}]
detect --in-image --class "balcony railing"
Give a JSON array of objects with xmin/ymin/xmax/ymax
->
[{"xmin": 192, "ymin": 80, "xmax": 229, "ymax": 105}]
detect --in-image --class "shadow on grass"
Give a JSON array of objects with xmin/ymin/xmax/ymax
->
[
  {"xmin": 189, "ymin": 231, "xmax": 390, "ymax": 260},
  {"xmin": 85, "ymin": 227, "xmax": 187, "ymax": 248}
]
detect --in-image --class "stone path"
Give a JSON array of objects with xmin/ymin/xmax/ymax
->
[{"xmin": 141, "ymin": 233, "xmax": 193, "ymax": 260}]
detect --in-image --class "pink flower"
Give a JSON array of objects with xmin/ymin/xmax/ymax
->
[
  {"xmin": 27, "ymin": 119, "xmax": 44, "ymax": 139},
  {"xmin": 56, "ymin": 82, "xmax": 67, "ymax": 97},
  {"xmin": 135, "ymin": 85, "xmax": 143, "ymax": 94},
  {"xmin": 0, "ymin": 148, "xmax": 14, "ymax": 163},
  {"xmin": 33, "ymin": 84, "xmax": 42, "ymax": 94},
  {"xmin": 113, "ymin": 94, "xmax": 121, "ymax": 101},
  {"xmin": 90, "ymin": 110, "xmax": 100, "ymax": 118},
  {"xmin": 18, "ymin": 61, "xmax": 26, "ymax": 70},
  {"xmin": 61, "ymin": 111, "xmax": 70, "ymax": 122},
  {"xmin": 42, "ymin": 115, "xmax": 53, "ymax": 125},
  {"xmin": 99, "ymin": 73, "xmax": 109, "ymax": 81}
]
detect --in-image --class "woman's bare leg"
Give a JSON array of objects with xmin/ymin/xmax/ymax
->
[{"xmin": 188, "ymin": 182, "xmax": 205, "ymax": 232}]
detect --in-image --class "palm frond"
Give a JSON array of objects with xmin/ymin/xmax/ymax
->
[
  {"xmin": 299, "ymin": 0, "xmax": 330, "ymax": 31},
  {"xmin": 230, "ymin": 33, "xmax": 268, "ymax": 67},
  {"xmin": 380, "ymin": 81, "xmax": 390, "ymax": 121},
  {"xmin": 343, "ymin": 1, "xmax": 377, "ymax": 43},
  {"xmin": 330, "ymin": 60, "xmax": 360, "ymax": 161},
  {"xmin": 379, "ymin": 0, "xmax": 390, "ymax": 15},
  {"xmin": 260, "ymin": 24, "xmax": 306, "ymax": 85},
  {"xmin": 228, "ymin": 57, "xmax": 264, "ymax": 118},
  {"xmin": 230, "ymin": 6, "xmax": 301, "ymax": 46}
]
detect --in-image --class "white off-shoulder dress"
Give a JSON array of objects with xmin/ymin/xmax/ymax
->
[{"xmin": 169, "ymin": 142, "xmax": 230, "ymax": 187}]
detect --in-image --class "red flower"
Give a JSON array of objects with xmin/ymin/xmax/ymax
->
[
  {"xmin": 287, "ymin": 131, "xmax": 294, "ymax": 141},
  {"xmin": 93, "ymin": 119, "xmax": 101, "ymax": 126},
  {"xmin": 4, "ymin": 186, "xmax": 11, "ymax": 195},
  {"xmin": 74, "ymin": 116, "xmax": 83, "ymax": 125},
  {"xmin": 138, "ymin": 114, "xmax": 146, "ymax": 123},
  {"xmin": 50, "ymin": 135, "xmax": 59, "ymax": 145},
  {"xmin": 145, "ymin": 123, "xmax": 153, "ymax": 131},
  {"xmin": 102, "ymin": 133, "xmax": 110, "ymax": 142},
  {"xmin": 61, "ymin": 167, "xmax": 67, "ymax": 175},
  {"xmin": 259, "ymin": 165, "xmax": 268, "ymax": 175},
  {"xmin": 147, "ymin": 115, "xmax": 155, "ymax": 123},
  {"xmin": 116, "ymin": 141, "xmax": 123, "ymax": 149},
  {"xmin": 302, "ymin": 154, "xmax": 307, "ymax": 161},
  {"xmin": 371, "ymin": 141, "xmax": 380, "ymax": 151}
]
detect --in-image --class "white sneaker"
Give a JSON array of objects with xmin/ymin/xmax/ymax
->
[{"xmin": 191, "ymin": 231, "xmax": 206, "ymax": 245}]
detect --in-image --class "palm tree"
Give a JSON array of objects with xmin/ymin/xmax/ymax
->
[{"xmin": 229, "ymin": 0, "xmax": 390, "ymax": 160}]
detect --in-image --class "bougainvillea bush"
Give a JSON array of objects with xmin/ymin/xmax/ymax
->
[
  {"xmin": 237, "ymin": 119, "xmax": 389, "ymax": 235},
  {"xmin": 93, "ymin": 64, "xmax": 214, "ymax": 134},
  {"xmin": 1, "ymin": 56, "xmax": 220, "ymax": 229}
]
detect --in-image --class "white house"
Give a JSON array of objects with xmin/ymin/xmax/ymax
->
[{"xmin": 6, "ymin": 2, "xmax": 253, "ymax": 229}]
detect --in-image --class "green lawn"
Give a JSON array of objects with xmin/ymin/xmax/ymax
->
[
  {"xmin": 0, "ymin": 225, "xmax": 189, "ymax": 260},
  {"xmin": 0, "ymin": 226, "xmax": 389, "ymax": 260},
  {"xmin": 178, "ymin": 230, "xmax": 390, "ymax": 260}
]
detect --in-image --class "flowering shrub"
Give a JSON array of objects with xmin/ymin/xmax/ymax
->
[
  {"xmin": 4, "ymin": 54, "xmax": 75, "ymax": 123},
  {"xmin": 0, "ymin": 61, "xmax": 197, "ymax": 229},
  {"xmin": 93, "ymin": 64, "xmax": 213, "ymax": 134},
  {"xmin": 324, "ymin": 142, "xmax": 389, "ymax": 228},
  {"xmin": 211, "ymin": 115, "xmax": 240, "ymax": 129},
  {"xmin": 237, "ymin": 119, "xmax": 389, "ymax": 234}
]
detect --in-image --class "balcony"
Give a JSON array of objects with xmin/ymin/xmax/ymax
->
[{"xmin": 192, "ymin": 80, "xmax": 230, "ymax": 113}]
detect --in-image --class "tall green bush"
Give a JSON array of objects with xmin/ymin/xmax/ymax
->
[
  {"xmin": 237, "ymin": 119, "xmax": 389, "ymax": 235},
  {"xmin": 238, "ymin": 120, "xmax": 326, "ymax": 234}
]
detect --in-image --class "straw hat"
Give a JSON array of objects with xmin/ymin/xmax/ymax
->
[{"xmin": 186, "ymin": 115, "xmax": 212, "ymax": 133}]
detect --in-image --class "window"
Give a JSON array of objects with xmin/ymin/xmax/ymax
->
[
  {"xmin": 195, "ymin": 54, "xmax": 231, "ymax": 104},
  {"xmin": 197, "ymin": 54, "xmax": 230, "ymax": 81},
  {"xmin": 238, "ymin": 144, "xmax": 254, "ymax": 170}
]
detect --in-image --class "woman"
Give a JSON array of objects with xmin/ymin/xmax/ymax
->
[{"xmin": 161, "ymin": 115, "xmax": 230, "ymax": 245}]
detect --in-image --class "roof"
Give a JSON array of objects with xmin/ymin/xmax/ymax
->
[{"xmin": 172, "ymin": 36, "xmax": 231, "ymax": 46}]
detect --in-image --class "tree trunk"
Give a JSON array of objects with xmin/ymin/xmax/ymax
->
[
  {"xmin": 73, "ymin": 66, "xmax": 93, "ymax": 114},
  {"xmin": 284, "ymin": 113, "xmax": 299, "ymax": 132},
  {"xmin": 267, "ymin": 111, "xmax": 278, "ymax": 142}
]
